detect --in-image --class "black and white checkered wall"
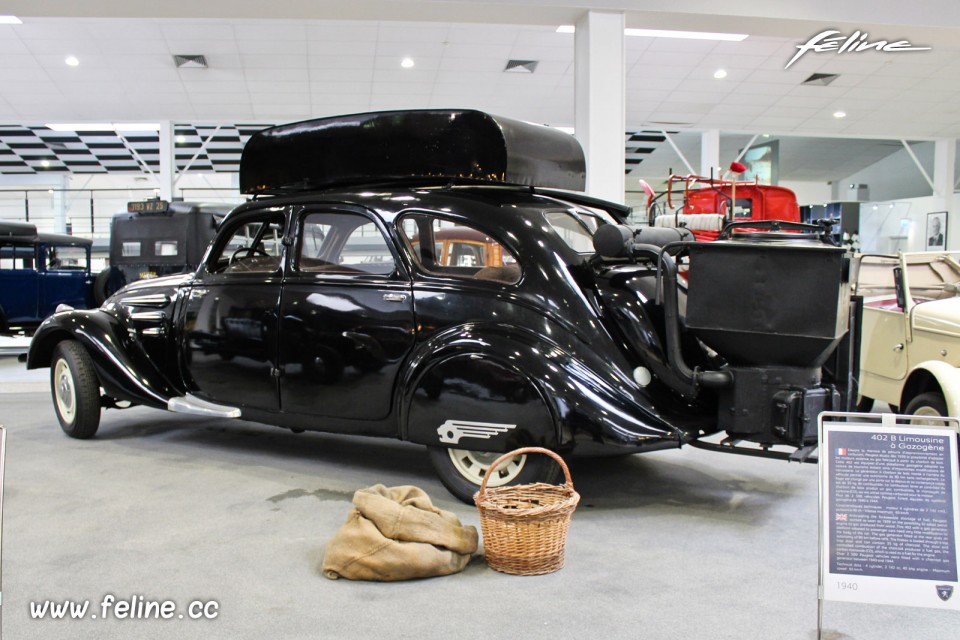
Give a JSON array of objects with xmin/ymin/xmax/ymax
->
[
  {"xmin": 0, "ymin": 123, "xmax": 671, "ymax": 176},
  {"xmin": 0, "ymin": 124, "xmax": 272, "ymax": 175}
]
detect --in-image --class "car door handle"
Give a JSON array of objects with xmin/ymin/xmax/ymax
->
[
  {"xmin": 382, "ymin": 293, "xmax": 408, "ymax": 302},
  {"xmin": 893, "ymin": 343, "xmax": 904, "ymax": 351}
]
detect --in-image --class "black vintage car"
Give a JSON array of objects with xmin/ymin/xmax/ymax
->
[{"xmin": 27, "ymin": 110, "xmax": 855, "ymax": 502}]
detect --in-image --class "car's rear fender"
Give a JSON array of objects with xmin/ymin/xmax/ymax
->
[
  {"xmin": 399, "ymin": 323, "xmax": 681, "ymax": 452},
  {"xmin": 27, "ymin": 309, "xmax": 178, "ymax": 409},
  {"xmin": 901, "ymin": 360, "xmax": 960, "ymax": 416}
]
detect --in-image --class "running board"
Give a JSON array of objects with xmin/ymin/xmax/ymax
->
[
  {"xmin": 167, "ymin": 394, "xmax": 241, "ymax": 419},
  {"xmin": 687, "ymin": 438, "xmax": 818, "ymax": 464}
]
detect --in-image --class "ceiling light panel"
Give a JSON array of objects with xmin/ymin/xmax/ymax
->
[{"xmin": 557, "ymin": 25, "xmax": 747, "ymax": 41}]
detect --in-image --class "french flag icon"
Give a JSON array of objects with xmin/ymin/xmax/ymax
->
[{"xmin": 836, "ymin": 448, "xmax": 848, "ymax": 456}]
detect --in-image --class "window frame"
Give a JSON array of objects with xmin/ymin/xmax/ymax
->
[
  {"xmin": 395, "ymin": 210, "xmax": 523, "ymax": 285},
  {"xmin": 291, "ymin": 206, "xmax": 406, "ymax": 281},
  {"xmin": 203, "ymin": 206, "xmax": 288, "ymax": 277}
]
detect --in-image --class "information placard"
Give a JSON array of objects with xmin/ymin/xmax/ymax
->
[{"xmin": 819, "ymin": 413, "xmax": 960, "ymax": 610}]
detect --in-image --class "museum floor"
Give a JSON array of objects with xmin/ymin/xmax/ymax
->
[{"xmin": 0, "ymin": 358, "xmax": 953, "ymax": 639}]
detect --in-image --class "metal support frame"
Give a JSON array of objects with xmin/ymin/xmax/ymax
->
[
  {"xmin": 660, "ymin": 130, "xmax": 696, "ymax": 176},
  {"xmin": 723, "ymin": 133, "xmax": 760, "ymax": 179},
  {"xmin": 175, "ymin": 125, "xmax": 223, "ymax": 185},
  {"xmin": 900, "ymin": 139, "xmax": 936, "ymax": 192}
]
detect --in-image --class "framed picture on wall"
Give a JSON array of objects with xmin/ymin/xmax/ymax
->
[{"xmin": 926, "ymin": 212, "xmax": 947, "ymax": 250}]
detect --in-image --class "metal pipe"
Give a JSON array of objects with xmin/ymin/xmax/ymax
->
[
  {"xmin": 652, "ymin": 247, "xmax": 732, "ymax": 391},
  {"xmin": 623, "ymin": 243, "xmax": 732, "ymax": 396}
]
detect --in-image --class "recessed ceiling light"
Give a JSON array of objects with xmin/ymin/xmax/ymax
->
[
  {"xmin": 556, "ymin": 25, "xmax": 748, "ymax": 41},
  {"xmin": 47, "ymin": 189, "xmax": 54, "ymax": 194},
  {"xmin": 41, "ymin": 160, "xmax": 50, "ymax": 168},
  {"xmin": 713, "ymin": 69, "xmax": 727, "ymax": 79},
  {"xmin": 833, "ymin": 110, "xmax": 847, "ymax": 119},
  {"xmin": 65, "ymin": 55, "xmax": 79, "ymax": 67},
  {"xmin": 45, "ymin": 122, "xmax": 159, "ymax": 132},
  {"xmin": 45, "ymin": 123, "xmax": 114, "ymax": 131},
  {"xmin": 401, "ymin": 57, "xmax": 415, "ymax": 69},
  {"xmin": 762, "ymin": 134, "xmax": 770, "ymax": 138},
  {"xmin": 113, "ymin": 123, "xmax": 160, "ymax": 132},
  {"xmin": 0, "ymin": 15, "xmax": 23, "ymax": 24},
  {"xmin": 176, "ymin": 135, "xmax": 186, "ymax": 144}
]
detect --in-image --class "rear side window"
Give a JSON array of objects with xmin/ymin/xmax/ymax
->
[
  {"xmin": 544, "ymin": 211, "xmax": 595, "ymax": 253},
  {"xmin": 397, "ymin": 213, "xmax": 520, "ymax": 284},
  {"xmin": 298, "ymin": 212, "xmax": 396, "ymax": 276},
  {"xmin": 0, "ymin": 244, "xmax": 35, "ymax": 270}
]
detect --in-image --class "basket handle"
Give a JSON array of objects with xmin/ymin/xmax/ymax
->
[{"xmin": 477, "ymin": 446, "xmax": 573, "ymax": 499}]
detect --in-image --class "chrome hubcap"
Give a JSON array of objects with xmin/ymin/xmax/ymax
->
[
  {"xmin": 912, "ymin": 405, "xmax": 943, "ymax": 426},
  {"xmin": 54, "ymin": 359, "xmax": 76, "ymax": 422},
  {"xmin": 447, "ymin": 449, "xmax": 526, "ymax": 487}
]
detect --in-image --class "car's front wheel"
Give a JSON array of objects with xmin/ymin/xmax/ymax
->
[
  {"xmin": 427, "ymin": 446, "xmax": 563, "ymax": 504},
  {"xmin": 50, "ymin": 341, "xmax": 101, "ymax": 439},
  {"xmin": 904, "ymin": 391, "xmax": 948, "ymax": 424}
]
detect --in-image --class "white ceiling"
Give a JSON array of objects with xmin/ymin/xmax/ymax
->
[{"xmin": 0, "ymin": 1, "xmax": 959, "ymax": 184}]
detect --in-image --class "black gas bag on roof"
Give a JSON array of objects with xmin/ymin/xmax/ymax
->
[{"xmin": 239, "ymin": 109, "xmax": 586, "ymax": 195}]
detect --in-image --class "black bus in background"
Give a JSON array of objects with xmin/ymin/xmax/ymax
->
[{"xmin": 96, "ymin": 200, "xmax": 233, "ymax": 302}]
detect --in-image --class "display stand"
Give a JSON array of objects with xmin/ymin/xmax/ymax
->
[{"xmin": 817, "ymin": 412, "xmax": 960, "ymax": 639}]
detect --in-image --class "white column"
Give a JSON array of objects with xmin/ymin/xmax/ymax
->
[
  {"xmin": 574, "ymin": 11, "xmax": 625, "ymax": 204},
  {"xmin": 52, "ymin": 175, "xmax": 69, "ymax": 233},
  {"xmin": 933, "ymin": 139, "xmax": 956, "ymax": 250},
  {"xmin": 158, "ymin": 121, "xmax": 175, "ymax": 201},
  {"xmin": 700, "ymin": 129, "xmax": 720, "ymax": 178}
]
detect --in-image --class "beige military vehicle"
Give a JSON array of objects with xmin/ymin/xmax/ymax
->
[{"xmin": 855, "ymin": 252, "xmax": 960, "ymax": 418}]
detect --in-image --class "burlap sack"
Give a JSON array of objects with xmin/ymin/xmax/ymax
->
[{"xmin": 322, "ymin": 484, "xmax": 478, "ymax": 581}]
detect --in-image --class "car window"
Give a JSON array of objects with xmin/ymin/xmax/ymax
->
[
  {"xmin": 210, "ymin": 210, "xmax": 285, "ymax": 274},
  {"xmin": 298, "ymin": 212, "xmax": 395, "ymax": 276},
  {"xmin": 0, "ymin": 244, "xmax": 35, "ymax": 270},
  {"xmin": 544, "ymin": 210, "xmax": 596, "ymax": 253},
  {"xmin": 46, "ymin": 246, "xmax": 89, "ymax": 271},
  {"xmin": 397, "ymin": 213, "xmax": 520, "ymax": 284}
]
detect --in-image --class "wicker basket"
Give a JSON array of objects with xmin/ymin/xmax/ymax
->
[{"xmin": 474, "ymin": 447, "xmax": 580, "ymax": 576}]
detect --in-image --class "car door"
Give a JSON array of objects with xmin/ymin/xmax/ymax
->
[
  {"xmin": 0, "ymin": 242, "xmax": 40, "ymax": 324},
  {"xmin": 277, "ymin": 207, "xmax": 414, "ymax": 424},
  {"xmin": 179, "ymin": 208, "xmax": 287, "ymax": 411},
  {"xmin": 857, "ymin": 256, "xmax": 909, "ymax": 385}
]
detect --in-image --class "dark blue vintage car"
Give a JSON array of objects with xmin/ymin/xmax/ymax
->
[
  {"xmin": 0, "ymin": 221, "xmax": 93, "ymax": 332},
  {"xmin": 27, "ymin": 110, "xmax": 854, "ymax": 501}
]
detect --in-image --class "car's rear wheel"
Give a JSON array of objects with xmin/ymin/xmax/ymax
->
[
  {"xmin": 51, "ymin": 341, "xmax": 101, "ymax": 439},
  {"xmin": 856, "ymin": 395, "xmax": 875, "ymax": 412},
  {"xmin": 904, "ymin": 391, "xmax": 948, "ymax": 425},
  {"xmin": 427, "ymin": 446, "xmax": 563, "ymax": 504}
]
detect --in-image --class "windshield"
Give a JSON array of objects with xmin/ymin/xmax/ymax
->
[{"xmin": 857, "ymin": 253, "xmax": 960, "ymax": 301}]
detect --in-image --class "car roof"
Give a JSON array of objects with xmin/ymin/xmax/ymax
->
[{"xmin": 0, "ymin": 221, "xmax": 92, "ymax": 247}]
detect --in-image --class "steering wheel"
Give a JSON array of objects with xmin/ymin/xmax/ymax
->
[{"xmin": 229, "ymin": 246, "xmax": 269, "ymax": 264}]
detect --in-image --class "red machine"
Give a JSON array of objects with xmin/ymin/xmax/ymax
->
[{"xmin": 648, "ymin": 168, "xmax": 800, "ymax": 242}]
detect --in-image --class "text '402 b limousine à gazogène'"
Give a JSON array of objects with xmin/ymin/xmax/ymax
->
[{"xmin": 28, "ymin": 109, "xmax": 861, "ymax": 502}]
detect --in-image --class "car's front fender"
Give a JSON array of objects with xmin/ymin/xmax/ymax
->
[
  {"xmin": 27, "ymin": 308, "xmax": 178, "ymax": 409},
  {"xmin": 903, "ymin": 360, "xmax": 960, "ymax": 417}
]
